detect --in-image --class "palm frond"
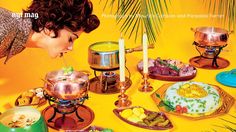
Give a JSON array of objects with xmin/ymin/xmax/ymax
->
[
  {"xmin": 213, "ymin": 124, "xmax": 236, "ymax": 132},
  {"xmin": 219, "ymin": 118, "xmax": 236, "ymax": 125},
  {"xmin": 204, "ymin": 0, "xmax": 236, "ymax": 30},
  {"xmin": 101, "ymin": 0, "xmax": 170, "ymax": 43},
  {"xmin": 212, "ymin": 114, "xmax": 236, "ymax": 132},
  {"xmin": 228, "ymin": 114, "xmax": 236, "ymax": 119},
  {"xmin": 211, "ymin": 129, "xmax": 217, "ymax": 132}
]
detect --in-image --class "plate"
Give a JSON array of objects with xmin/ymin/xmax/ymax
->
[
  {"xmin": 216, "ymin": 69, "xmax": 236, "ymax": 87},
  {"xmin": 82, "ymin": 126, "xmax": 113, "ymax": 132},
  {"xmin": 42, "ymin": 104, "xmax": 95, "ymax": 130},
  {"xmin": 113, "ymin": 106, "xmax": 173, "ymax": 130},
  {"xmin": 189, "ymin": 56, "xmax": 230, "ymax": 69},
  {"xmin": 137, "ymin": 58, "xmax": 197, "ymax": 81},
  {"xmin": 15, "ymin": 87, "xmax": 46, "ymax": 107},
  {"xmin": 151, "ymin": 83, "xmax": 235, "ymax": 120}
]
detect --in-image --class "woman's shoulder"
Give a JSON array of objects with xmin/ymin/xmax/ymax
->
[
  {"xmin": 0, "ymin": 7, "xmax": 17, "ymax": 27},
  {"xmin": 0, "ymin": 7, "xmax": 13, "ymax": 16},
  {"xmin": 0, "ymin": 7, "xmax": 18, "ymax": 36}
]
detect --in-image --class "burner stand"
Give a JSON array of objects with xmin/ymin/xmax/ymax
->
[
  {"xmin": 189, "ymin": 41, "xmax": 230, "ymax": 69},
  {"xmin": 42, "ymin": 93, "xmax": 94, "ymax": 130},
  {"xmin": 89, "ymin": 66, "xmax": 132, "ymax": 94}
]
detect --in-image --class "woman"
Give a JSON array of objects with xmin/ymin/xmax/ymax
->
[{"xmin": 0, "ymin": 0, "xmax": 100, "ymax": 64}]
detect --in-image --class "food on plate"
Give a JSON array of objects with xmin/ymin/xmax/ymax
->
[
  {"xmin": 85, "ymin": 126, "xmax": 113, "ymax": 132},
  {"xmin": 16, "ymin": 88, "xmax": 45, "ymax": 106},
  {"xmin": 119, "ymin": 107, "xmax": 170, "ymax": 127},
  {"xmin": 1, "ymin": 112, "xmax": 40, "ymax": 128},
  {"xmin": 120, "ymin": 107, "xmax": 146, "ymax": 123},
  {"xmin": 138, "ymin": 57, "xmax": 196, "ymax": 77},
  {"xmin": 18, "ymin": 97, "xmax": 31, "ymax": 106},
  {"xmin": 88, "ymin": 129, "xmax": 113, "ymax": 132},
  {"xmin": 159, "ymin": 81, "xmax": 221, "ymax": 115},
  {"xmin": 31, "ymin": 96, "xmax": 40, "ymax": 105},
  {"xmin": 21, "ymin": 91, "xmax": 34, "ymax": 98}
]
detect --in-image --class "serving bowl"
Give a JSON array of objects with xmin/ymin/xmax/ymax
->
[{"xmin": 0, "ymin": 106, "xmax": 48, "ymax": 132}]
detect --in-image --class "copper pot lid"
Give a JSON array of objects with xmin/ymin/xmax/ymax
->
[{"xmin": 44, "ymin": 69, "xmax": 90, "ymax": 100}]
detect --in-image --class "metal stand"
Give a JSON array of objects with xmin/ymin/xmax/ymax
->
[
  {"xmin": 139, "ymin": 73, "xmax": 153, "ymax": 92},
  {"xmin": 115, "ymin": 81, "xmax": 132, "ymax": 108}
]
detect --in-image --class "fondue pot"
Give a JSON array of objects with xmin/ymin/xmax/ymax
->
[
  {"xmin": 44, "ymin": 70, "xmax": 90, "ymax": 100},
  {"xmin": 88, "ymin": 41, "xmax": 154, "ymax": 71},
  {"xmin": 189, "ymin": 27, "xmax": 232, "ymax": 69},
  {"xmin": 191, "ymin": 27, "xmax": 233, "ymax": 46}
]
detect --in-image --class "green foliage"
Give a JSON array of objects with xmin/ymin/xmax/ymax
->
[
  {"xmin": 158, "ymin": 59, "xmax": 179, "ymax": 72},
  {"xmin": 100, "ymin": 0, "xmax": 170, "ymax": 43},
  {"xmin": 102, "ymin": 128, "xmax": 114, "ymax": 132},
  {"xmin": 62, "ymin": 66, "xmax": 74, "ymax": 75},
  {"xmin": 212, "ymin": 114, "xmax": 236, "ymax": 132},
  {"xmin": 156, "ymin": 93, "xmax": 175, "ymax": 111},
  {"xmin": 204, "ymin": 0, "xmax": 236, "ymax": 30}
]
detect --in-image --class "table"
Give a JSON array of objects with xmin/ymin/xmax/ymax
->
[{"xmin": 1, "ymin": 0, "xmax": 236, "ymax": 131}]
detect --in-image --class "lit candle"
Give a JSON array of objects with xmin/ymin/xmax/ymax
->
[
  {"xmin": 143, "ymin": 32, "xmax": 148, "ymax": 74},
  {"xmin": 119, "ymin": 34, "xmax": 126, "ymax": 82}
]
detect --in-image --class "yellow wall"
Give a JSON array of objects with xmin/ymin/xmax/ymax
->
[{"xmin": 0, "ymin": 0, "xmax": 236, "ymax": 132}]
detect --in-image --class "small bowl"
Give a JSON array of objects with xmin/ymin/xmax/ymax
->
[{"xmin": 0, "ymin": 106, "xmax": 48, "ymax": 132}]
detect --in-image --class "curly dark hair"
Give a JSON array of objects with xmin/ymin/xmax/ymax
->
[{"xmin": 23, "ymin": 0, "xmax": 100, "ymax": 37}]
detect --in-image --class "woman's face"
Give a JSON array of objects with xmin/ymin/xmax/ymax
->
[{"xmin": 43, "ymin": 28, "xmax": 83, "ymax": 58}]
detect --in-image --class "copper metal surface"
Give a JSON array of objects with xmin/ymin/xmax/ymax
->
[
  {"xmin": 115, "ymin": 81, "xmax": 132, "ymax": 108},
  {"xmin": 191, "ymin": 27, "xmax": 232, "ymax": 46},
  {"xmin": 42, "ymin": 104, "xmax": 94, "ymax": 130},
  {"xmin": 189, "ymin": 56, "xmax": 230, "ymax": 69},
  {"xmin": 89, "ymin": 74, "xmax": 132, "ymax": 94},
  {"xmin": 139, "ymin": 73, "xmax": 153, "ymax": 92},
  {"xmin": 88, "ymin": 41, "xmax": 155, "ymax": 71},
  {"xmin": 44, "ymin": 70, "xmax": 89, "ymax": 100}
]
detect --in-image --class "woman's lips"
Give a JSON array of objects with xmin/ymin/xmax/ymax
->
[
  {"xmin": 59, "ymin": 51, "xmax": 68, "ymax": 57},
  {"xmin": 59, "ymin": 53, "xmax": 63, "ymax": 57}
]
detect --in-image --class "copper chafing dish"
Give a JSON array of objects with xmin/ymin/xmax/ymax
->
[
  {"xmin": 88, "ymin": 41, "xmax": 154, "ymax": 71},
  {"xmin": 191, "ymin": 27, "xmax": 233, "ymax": 47},
  {"xmin": 44, "ymin": 70, "xmax": 89, "ymax": 100},
  {"xmin": 189, "ymin": 27, "xmax": 232, "ymax": 69}
]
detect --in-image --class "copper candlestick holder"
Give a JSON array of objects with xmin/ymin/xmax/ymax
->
[
  {"xmin": 115, "ymin": 81, "xmax": 132, "ymax": 108},
  {"xmin": 139, "ymin": 73, "xmax": 153, "ymax": 92}
]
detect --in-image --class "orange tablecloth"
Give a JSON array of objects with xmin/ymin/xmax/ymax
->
[{"xmin": 1, "ymin": 0, "xmax": 236, "ymax": 132}]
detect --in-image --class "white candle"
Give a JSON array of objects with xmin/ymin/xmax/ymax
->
[
  {"xmin": 143, "ymin": 32, "xmax": 148, "ymax": 74},
  {"xmin": 119, "ymin": 35, "xmax": 126, "ymax": 82}
]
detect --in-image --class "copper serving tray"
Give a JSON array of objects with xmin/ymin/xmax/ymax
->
[
  {"xmin": 189, "ymin": 56, "xmax": 230, "ymax": 69},
  {"xmin": 151, "ymin": 83, "xmax": 235, "ymax": 120},
  {"xmin": 137, "ymin": 60, "xmax": 197, "ymax": 81},
  {"xmin": 113, "ymin": 106, "xmax": 173, "ymax": 130},
  {"xmin": 42, "ymin": 104, "xmax": 95, "ymax": 130}
]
